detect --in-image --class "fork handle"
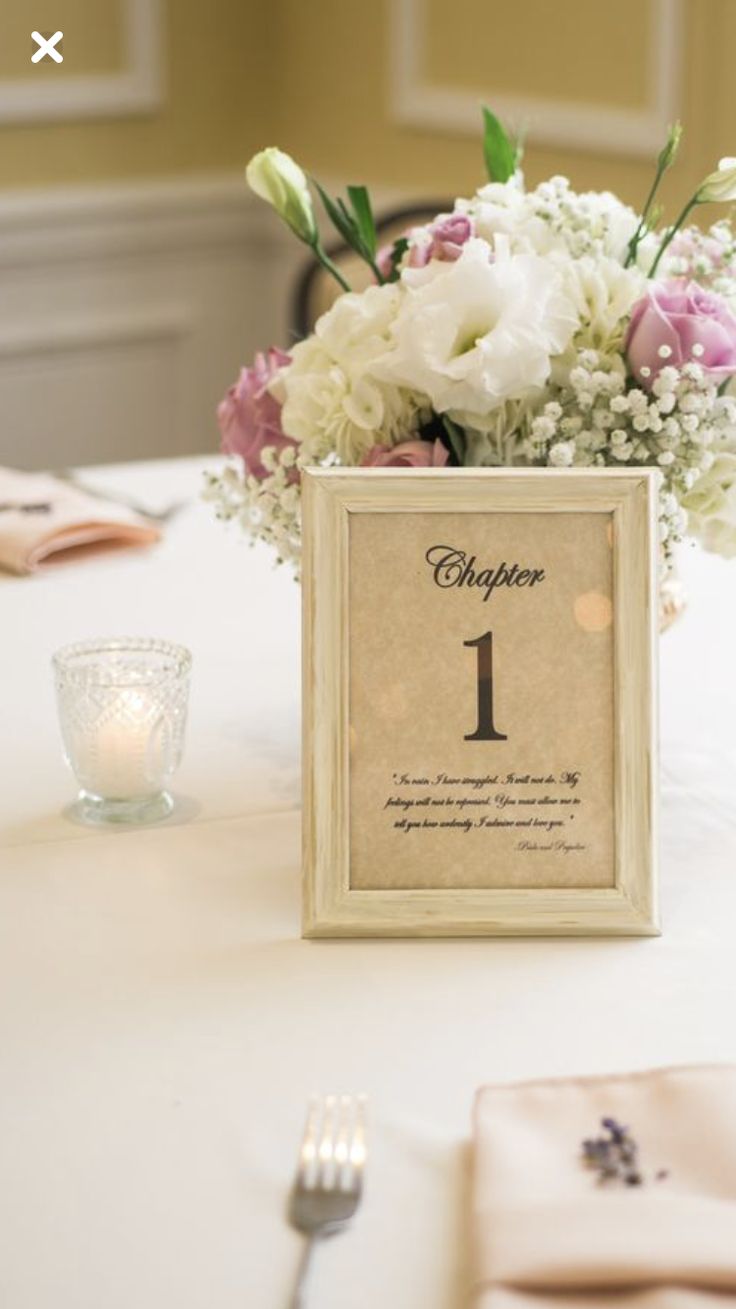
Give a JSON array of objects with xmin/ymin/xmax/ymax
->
[{"xmin": 289, "ymin": 1235, "xmax": 318, "ymax": 1309}]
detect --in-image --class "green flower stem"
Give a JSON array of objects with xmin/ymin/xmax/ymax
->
[
  {"xmin": 625, "ymin": 160, "xmax": 670, "ymax": 268},
  {"xmin": 312, "ymin": 239, "xmax": 351, "ymax": 292},
  {"xmin": 367, "ymin": 256, "xmax": 386, "ymax": 285},
  {"xmin": 649, "ymin": 193, "xmax": 702, "ymax": 277}
]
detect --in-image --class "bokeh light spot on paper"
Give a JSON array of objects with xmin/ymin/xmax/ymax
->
[{"xmin": 574, "ymin": 591, "xmax": 613, "ymax": 632}]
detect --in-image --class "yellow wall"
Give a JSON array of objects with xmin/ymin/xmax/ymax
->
[
  {"xmin": 270, "ymin": 0, "xmax": 735, "ymax": 225},
  {"xmin": 0, "ymin": 0, "xmax": 272, "ymax": 185},
  {"xmin": 0, "ymin": 0, "xmax": 123, "ymax": 78},
  {"xmin": 1, "ymin": 0, "xmax": 735, "ymax": 233}
]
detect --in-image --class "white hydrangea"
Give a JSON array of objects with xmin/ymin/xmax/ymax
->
[
  {"xmin": 462, "ymin": 397, "xmax": 536, "ymax": 466},
  {"xmin": 681, "ymin": 445, "xmax": 736, "ymax": 556},
  {"xmin": 277, "ymin": 284, "xmax": 426, "ymax": 465},
  {"xmin": 561, "ymin": 255, "xmax": 647, "ymax": 354}
]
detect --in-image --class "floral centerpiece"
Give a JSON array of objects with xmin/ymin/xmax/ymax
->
[{"xmin": 207, "ymin": 110, "xmax": 736, "ymax": 585}]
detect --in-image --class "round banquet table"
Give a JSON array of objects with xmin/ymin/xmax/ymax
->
[{"xmin": 1, "ymin": 456, "xmax": 735, "ymax": 1309}]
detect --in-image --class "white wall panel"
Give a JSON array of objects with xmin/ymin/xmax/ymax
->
[{"xmin": 0, "ymin": 174, "xmax": 302, "ymax": 470}]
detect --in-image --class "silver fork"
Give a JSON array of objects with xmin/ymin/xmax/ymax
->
[
  {"xmin": 52, "ymin": 469, "xmax": 188, "ymax": 524},
  {"xmin": 287, "ymin": 1093, "xmax": 367, "ymax": 1308}
]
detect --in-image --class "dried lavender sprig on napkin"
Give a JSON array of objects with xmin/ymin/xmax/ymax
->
[{"xmin": 582, "ymin": 1117, "xmax": 669, "ymax": 1187}]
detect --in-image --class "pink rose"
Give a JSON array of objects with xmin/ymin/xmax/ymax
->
[
  {"xmin": 626, "ymin": 280, "xmax": 736, "ymax": 389},
  {"xmin": 217, "ymin": 347, "xmax": 295, "ymax": 479},
  {"xmin": 361, "ymin": 439, "xmax": 449, "ymax": 468},
  {"xmin": 408, "ymin": 213, "xmax": 474, "ymax": 268},
  {"xmin": 375, "ymin": 244, "xmax": 396, "ymax": 280}
]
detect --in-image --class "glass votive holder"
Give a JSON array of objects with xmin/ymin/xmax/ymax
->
[{"xmin": 53, "ymin": 637, "xmax": 192, "ymax": 825}]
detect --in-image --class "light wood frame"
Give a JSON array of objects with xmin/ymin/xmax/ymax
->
[{"xmin": 302, "ymin": 468, "xmax": 659, "ymax": 938}]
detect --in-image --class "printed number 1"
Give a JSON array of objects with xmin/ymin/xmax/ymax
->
[{"xmin": 464, "ymin": 631, "xmax": 507, "ymax": 742}]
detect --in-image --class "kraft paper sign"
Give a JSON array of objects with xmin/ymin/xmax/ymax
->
[{"xmin": 302, "ymin": 469, "xmax": 658, "ymax": 938}]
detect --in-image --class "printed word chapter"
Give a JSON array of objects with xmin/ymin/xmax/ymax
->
[{"xmin": 425, "ymin": 546, "xmax": 546, "ymax": 602}]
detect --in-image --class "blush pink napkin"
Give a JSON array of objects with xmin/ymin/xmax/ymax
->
[
  {"xmin": 0, "ymin": 468, "xmax": 160, "ymax": 575},
  {"xmin": 472, "ymin": 1065, "xmax": 736, "ymax": 1307}
]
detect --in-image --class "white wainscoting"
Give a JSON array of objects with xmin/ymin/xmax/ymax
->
[{"xmin": 0, "ymin": 174, "xmax": 304, "ymax": 470}]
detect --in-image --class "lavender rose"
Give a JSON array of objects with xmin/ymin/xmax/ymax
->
[
  {"xmin": 361, "ymin": 439, "xmax": 449, "ymax": 468},
  {"xmin": 376, "ymin": 213, "xmax": 474, "ymax": 279},
  {"xmin": 626, "ymin": 280, "xmax": 736, "ymax": 389},
  {"xmin": 217, "ymin": 347, "xmax": 295, "ymax": 479},
  {"xmin": 408, "ymin": 213, "xmax": 474, "ymax": 268}
]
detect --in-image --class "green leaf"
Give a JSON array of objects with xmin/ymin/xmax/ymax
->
[
  {"xmin": 314, "ymin": 178, "xmax": 383, "ymax": 281},
  {"xmin": 481, "ymin": 106, "xmax": 516, "ymax": 183},
  {"xmin": 442, "ymin": 416, "xmax": 466, "ymax": 466},
  {"xmin": 347, "ymin": 185, "xmax": 377, "ymax": 258},
  {"xmin": 336, "ymin": 196, "xmax": 356, "ymax": 231},
  {"xmin": 314, "ymin": 180, "xmax": 356, "ymax": 246},
  {"xmin": 512, "ymin": 124, "xmax": 527, "ymax": 171},
  {"xmin": 385, "ymin": 236, "xmax": 409, "ymax": 283}
]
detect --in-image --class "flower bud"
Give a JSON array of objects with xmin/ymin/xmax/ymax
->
[
  {"xmin": 699, "ymin": 157, "xmax": 736, "ymax": 203},
  {"xmin": 658, "ymin": 121, "xmax": 682, "ymax": 171},
  {"xmin": 246, "ymin": 148, "xmax": 317, "ymax": 244}
]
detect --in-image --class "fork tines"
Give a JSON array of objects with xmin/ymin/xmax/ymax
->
[{"xmin": 297, "ymin": 1093, "xmax": 367, "ymax": 1193}]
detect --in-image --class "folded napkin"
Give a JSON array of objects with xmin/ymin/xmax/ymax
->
[
  {"xmin": 472, "ymin": 1065, "xmax": 736, "ymax": 1307},
  {"xmin": 0, "ymin": 467, "xmax": 160, "ymax": 575}
]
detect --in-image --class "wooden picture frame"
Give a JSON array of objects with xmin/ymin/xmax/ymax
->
[{"xmin": 302, "ymin": 468, "xmax": 658, "ymax": 938}]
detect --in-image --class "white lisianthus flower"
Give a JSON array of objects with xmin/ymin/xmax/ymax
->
[
  {"xmin": 374, "ymin": 239, "xmax": 579, "ymax": 427},
  {"xmin": 276, "ymin": 284, "xmax": 426, "ymax": 464},
  {"xmin": 681, "ymin": 448, "xmax": 736, "ymax": 556},
  {"xmin": 562, "ymin": 255, "xmax": 647, "ymax": 353}
]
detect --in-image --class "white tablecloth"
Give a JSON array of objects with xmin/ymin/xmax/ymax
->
[{"xmin": 0, "ymin": 457, "xmax": 735, "ymax": 1309}]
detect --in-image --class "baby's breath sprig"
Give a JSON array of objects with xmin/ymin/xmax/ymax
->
[
  {"xmin": 523, "ymin": 347, "xmax": 736, "ymax": 566},
  {"xmin": 203, "ymin": 445, "xmax": 303, "ymax": 571}
]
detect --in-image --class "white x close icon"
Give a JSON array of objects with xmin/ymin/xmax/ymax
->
[{"xmin": 31, "ymin": 31, "xmax": 64, "ymax": 63}]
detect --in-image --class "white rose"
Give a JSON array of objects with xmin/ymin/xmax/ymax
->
[
  {"xmin": 374, "ymin": 239, "xmax": 579, "ymax": 427},
  {"xmin": 681, "ymin": 449, "xmax": 736, "ymax": 556}
]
